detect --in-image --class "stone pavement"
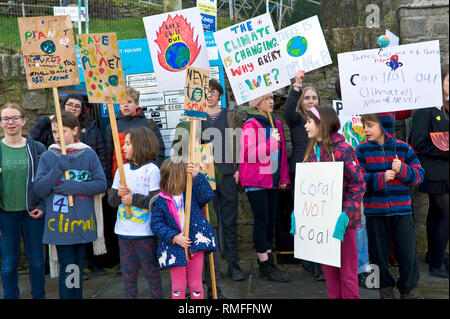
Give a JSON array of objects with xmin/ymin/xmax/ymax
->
[{"xmin": 2, "ymin": 250, "xmax": 448, "ymax": 299}]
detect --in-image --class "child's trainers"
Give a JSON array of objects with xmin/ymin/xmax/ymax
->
[
  {"xmin": 400, "ymin": 288, "xmax": 423, "ymax": 299},
  {"xmin": 379, "ymin": 287, "xmax": 395, "ymax": 299}
]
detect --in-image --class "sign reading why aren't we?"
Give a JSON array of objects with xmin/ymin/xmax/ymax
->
[{"xmin": 294, "ymin": 162, "xmax": 343, "ymax": 268}]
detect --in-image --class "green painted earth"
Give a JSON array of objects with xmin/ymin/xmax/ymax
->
[
  {"xmin": 286, "ymin": 36, "xmax": 308, "ymax": 58},
  {"xmin": 165, "ymin": 42, "xmax": 190, "ymax": 70}
]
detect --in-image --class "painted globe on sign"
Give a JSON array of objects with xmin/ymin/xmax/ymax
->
[
  {"xmin": 377, "ymin": 35, "xmax": 390, "ymax": 48},
  {"xmin": 40, "ymin": 40, "xmax": 56, "ymax": 54},
  {"xmin": 165, "ymin": 42, "xmax": 191, "ymax": 70},
  {"xmin": 286, "ymin": 36, "xmax": 308, "ymax": 58}
]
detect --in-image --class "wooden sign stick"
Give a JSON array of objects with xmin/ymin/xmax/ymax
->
[
  {"xmin": 53, "ymin": 87, "xmax": 74, "ymax": 207},
  {"xmin": 263, "ymin": 96, "xmax": 275, "ymax": 129},
  {"xmin": 204, "ymin": 203, "xmax": 217, "ymax": 299},
  {"xmin": 182, "ymin": 119, "xmax": 197, "ymax": 260},
  {"xmin": 107, "ymin": 104, "xmax": 132, "ymax": 218}
]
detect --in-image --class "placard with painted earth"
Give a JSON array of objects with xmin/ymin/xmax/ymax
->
[{"xmin": 287, "ymin": 36, "xmax": 308, "ymax": 58}]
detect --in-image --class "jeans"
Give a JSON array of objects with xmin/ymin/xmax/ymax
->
[
  {"xmin": 56, "ymin": 244, "xmax": 86, "ymax": 299},
  {"xmin": 0, "ymin": 210, "xmax": 46, "ymax": 299},
  {"xmin": 356, "ymin": 215, "xmax": 371, "ymax": 274}
]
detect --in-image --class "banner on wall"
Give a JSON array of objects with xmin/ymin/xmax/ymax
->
[
  {"xmin": 143, "ymin": 7, "xmax": 210, "ymax": 92},
  {"xmin": 277, "ymin": 15, "xmax": 332, "ymax": 78},
  {"xmin": 213, "ymin": 13, "xmax": 291, "ymax": 105},
  {"xmin": 338, "ymin": 40, "xmax": 442, "ymax": 115}
]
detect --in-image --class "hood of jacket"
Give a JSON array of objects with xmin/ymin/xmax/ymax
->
[{"xmin": 376, "ymin": 112, "xmax": 396, "ymax": 140}]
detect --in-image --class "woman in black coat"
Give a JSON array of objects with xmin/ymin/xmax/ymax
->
[
  {"xmin": 282, "ymin": 70, "xmax": 324, "ymax": 280},
  {"xmin": 411, "ymin": 64, "xmax": 449, "ymax": 279}
]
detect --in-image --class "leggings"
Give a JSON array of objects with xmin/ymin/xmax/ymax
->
[
  {"xmin": 118, "ymin": 236, "xmax": 163, "ymax": 299},
  {"xmin": 427, "ymin": 193, "xmax": 449, "ymax": 268},
  {"xmin": 246, "ymin": 189, "xmax": 279, "ymax": 254},
  {"xmin": 170, "ymin": 251, "xmax": 205, "ymax": 299}
]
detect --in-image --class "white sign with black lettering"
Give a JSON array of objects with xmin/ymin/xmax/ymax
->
[{"xmin": 294, "ymin": 162, "xmax": 343, "ymax": 268}]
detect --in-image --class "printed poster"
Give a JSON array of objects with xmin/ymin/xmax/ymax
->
[
  {"xmin": 198, "ymin": 0, "xmax": 217, "ymax": 32},
  {"xmin": 18, "ymin": 15, "xmax": 80, "ymax": 89},
  {"xmin": 213, "ymin": 13, "xmax": 291, "ymax": 105},
  {"xmin": 77, "ymin": 33, "xmax": 127, "ymax": 104},
  {"xmin": 277, "ymin": 15, "xmax": 332, "ymax": 78},
  {"xmin": 143, "ymin": 7, "xmax": 210, "ymax": 92}
]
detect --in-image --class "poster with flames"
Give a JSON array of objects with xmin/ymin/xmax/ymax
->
[{"xmin": 143, "ymin": 7, "xmax": 210, "ymax": 92}]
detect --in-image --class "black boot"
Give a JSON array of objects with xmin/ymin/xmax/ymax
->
[{"xmin": 259, "ymin": 256, "xmax": 291, "ymax": 282}]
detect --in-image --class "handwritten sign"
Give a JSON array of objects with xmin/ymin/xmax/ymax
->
[
  {"xmin": 338, "ymin": 40, "xmax": 442, "ymax": 115},
  {"xmin": 76, "ymin": 33, "xmax": 127, "ymax": 104},
  {"xmin": 143, "ymin": 7, "xmax": 210, "ymax": 92},
  {"xmin": 277, "ymin": 15, "xmax": 332, "ymax": 77},
  {"xmin": 294, "ymin": 162, "xmax": 343, "ymax": 267},
  {"xmin": 430, "ymin": 132, "xmax": 449, "ymax": 151},
  {"xmin": 184, "ymin": 66, "xmax": 210, "ymax": 120},
  {"xmin": 333, "ymin": 100, "xmax": 365, "ymax": 148},
  {"xmin": 213, "ymin": 13, "xmax": 291, "ymax": 105},
  {"xmin": 18, "ymin": 15, "xmax": 80, "ymax": 89},
  {"xmin": 194, "ymin": 142, "xmax": 216, "ymax": 190}
]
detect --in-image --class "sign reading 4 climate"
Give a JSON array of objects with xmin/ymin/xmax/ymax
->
[{"xmin": 77, "ymin": 33, "xmax": 127, "ymax": 104}]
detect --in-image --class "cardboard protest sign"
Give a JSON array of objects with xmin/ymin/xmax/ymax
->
[
  {"xmin": 77, "ymin": 33, "xmax": 127, "ymax": 104},
  {"xmin": 277, "ymin": 15, "xmax": 332, "ymax": 78},
  {"xmin": 143, "ymin": 7, "xmax": 210, "ymax": 92},
  {"xmin": 18, "ymin": 15, "xmax": 80, "ymax": 89},
  {"xmin": 213, "ymin": 13, "xmax": 291, "ymax": 105},
  {"xmin": 338, "ymin": 40, "xmax": 442, "ymax": 115},
  {"xmin": 194, "ymin": 142, "xmax": 216, "ymax": 190},
  {"xmin": 333, "ymin": 100, "xmax": 366, "ymax": 148},
  {"xmin": 430, "ymin": 132, "xmax": 449, "ymax": 151},
  {"xmin": 294, "ymin": 162, "xmax": 343, "ymax": 267},
  {"xmin": 184, "ymin": 66, "xmax": 210, "ymax": 120},
  {"xmin": 198, "ymin": 0, "xmax": 217, "ymax": 32}
]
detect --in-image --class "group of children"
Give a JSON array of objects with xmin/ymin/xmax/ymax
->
[{"xmin": 0, "ymin": 63, "xmax": 448, "ymax": 300}]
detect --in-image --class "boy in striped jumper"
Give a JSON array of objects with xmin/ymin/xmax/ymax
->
[{"xmin": 356, "ymin": 112, "xmax": 424, "ymax": 299}]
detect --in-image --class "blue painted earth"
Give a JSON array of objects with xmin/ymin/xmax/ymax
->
[
  {"xmin": 165, "ymin": 42, "xmax": 190, "ymax": 70},
  {"xmin": 286, "ymin": 36, "xmax": 308, "ymax": 58},
  {"xmin": 40, "ymin": 40, "xmax": 56, "ymax": 54}
]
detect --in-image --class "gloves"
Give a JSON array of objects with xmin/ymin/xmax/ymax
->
[
  {"xmin": 53, "ymin": 180, "xmax": 82, "ymax": 195},
  {"xmin": 332, "ymin": 212, "xmax": 350, "ymax": 242},
  {"xmin": 290, "ymin": 211, "xmax": 295, "ymax": 235},
  {"xmin": 57, "ymin": 155, "xmax": 75, "ymax": 172}
]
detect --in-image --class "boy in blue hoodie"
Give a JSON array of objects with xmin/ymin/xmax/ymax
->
[{"xmin": 356, "ymin": 112, "xmax": 424, "ymax": 299}]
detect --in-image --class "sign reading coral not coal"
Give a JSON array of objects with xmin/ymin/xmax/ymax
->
[
  {"xmin": 277, "ymin": 15, "xmax": 332, "ymax": 77},
  {"xmin": 76, "ymin": 33, "xmax": 127, "ymax": 104},
  {"xmin": 143, "ymin": 7, "xmax": 210, "ymax": 92},
  {"xmin": 338, "ymin": 40, "xmax": 442, "ymax": 115},
  {"xmin": 294, "ymin": 162, "xmax": 343, "ymax": 268},
  {"xmin": 213, "ymin": 13, "xmax": 291, "ymax": 105},
  {"xmin": 18, "ymin": 15, "xmax": 80, "ymax": 89}
]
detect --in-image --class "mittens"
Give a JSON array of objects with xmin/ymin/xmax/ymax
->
[
  {"xmin": 290, "ymin": 211, "xmax": 295, "ymax": 235},
  {"xmin": 332, "ymin": 212, "xmax": 350, "ymax": 242},
  {"xmin": 57, "ymin": 155, "xmax": 75, "ymax": 172},
  {"xmin": 53, "ymin": 180, "xmax": 82, "ymax": 195}
]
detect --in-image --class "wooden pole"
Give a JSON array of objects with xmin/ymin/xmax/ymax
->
[
  {"xmin": 53, "ymin": 87, "xmax": 74, "ymax": 207},
  {"xmin": 263, "ymin": 95, "xmax": 275, "ymax": 129},
  {"xmin": 183, "ymin": 119, "xmax": 197, "ymax": 260},
  {"xmin": 204, "ymin": 204, "xmax": 217, "ymax": 299},
  {"xmin": 107, "ymin": 103, "xmax": 132, "ymax": 218}
]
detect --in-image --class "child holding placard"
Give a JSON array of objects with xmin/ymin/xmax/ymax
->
[
  {"xmin": 35, "ymin": 112, "xmax": 107, "ymax": 299},
  {"xmin": 356, "ymin": 112, "xmax": 424, "ymax": 298},
  {"xmin": 150, "ymin": 158, "xmax": 217, "ymax": 299},
  {"xmin": 108, "ymin": 127, "xmax": 163, "ymax": 299},
  {"xmin": 302, "ymin": 105, "xmax": 365, "ymax": 299}
]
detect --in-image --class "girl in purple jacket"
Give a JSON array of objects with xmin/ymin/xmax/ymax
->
[
  {"xmin": 239, "ymin": 93, "xmax": 291, "ymax": 282},
  {"xmin": 303, "ymin": 105, "xmax": 365, "ymax": 299}
]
